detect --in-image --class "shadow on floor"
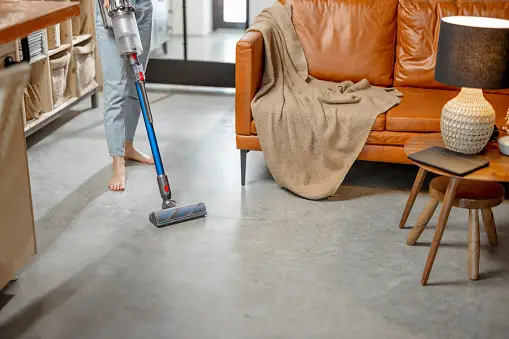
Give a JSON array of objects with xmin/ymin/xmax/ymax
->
[
  {"xmin": 345, "ymin": 160, "xmax": 509, "ymax": 200},
  {"xmin": 26, "ymin": 107, "xmax": 99, "ymax": 149},
  {"xmin": 31, "ymin": 164, "xmax": 111, "ymax": 254},
  {"xmin": 0, "ymin": 254, "xmax": 111, "ymax": 339},
  {"xmin": 426, "ymin": 268, "xmax": 508, "ymax": 286},
  {"xmin": 410, "ymin": 220, "xmax": 509, "ymax": 285},
  {"xmin": 0, "ymin": 292, "xmax": 14, "ymax": 310},
  {"xmin": 343, "ymin": 161, "xmax": 430, "ymax": 191}
]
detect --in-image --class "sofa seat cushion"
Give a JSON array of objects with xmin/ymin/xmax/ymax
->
[
  {"xmin": 386, "ymin": 87, "xmax": 509, "ymax": 133},
  {"xmin": 250, "ymin": 112, "xmax": 386, "ymax": 135},
  {"xmin": 366, "ymin": 131, "xmax": 423, "ymax": 146},
  {"xmin": 280, "ymin": 0, "xmax": 399, "ymax": 86}
]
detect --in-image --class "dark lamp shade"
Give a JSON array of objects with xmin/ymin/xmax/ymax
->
[{"xmin": 435, "ymin": 16, "xmax": 509, "ymax": 90}]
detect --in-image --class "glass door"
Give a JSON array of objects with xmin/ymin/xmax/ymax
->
[
  {"xmin": 146, "ymin": 0, "xmax": 250, "ymax": 88},
  {"xmin": 214, "ymin": 0, "xmax": 247, "ymax": 29}
]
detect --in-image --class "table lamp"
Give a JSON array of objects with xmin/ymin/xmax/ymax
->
[{"xmin": 435, "ymin": 16, "xmax": 509, "ymax": 154}]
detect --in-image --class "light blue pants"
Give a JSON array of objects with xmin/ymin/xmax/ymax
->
[{"xmin": 94, "ymin": 0, "xmax": 153, "ymax": 157}]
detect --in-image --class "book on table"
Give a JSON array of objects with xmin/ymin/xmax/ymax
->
[{"xmin": 408, "ymin": 146, "xmax": 490, "ymax": 176}]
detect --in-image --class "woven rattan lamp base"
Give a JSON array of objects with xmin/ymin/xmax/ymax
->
[{"xmin": 440, "ymin": 88, "xmax": 496, "ymax": 155}]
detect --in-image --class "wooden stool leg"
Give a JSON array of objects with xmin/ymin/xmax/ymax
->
[
  {"xmin": 400, "ymin": 168, "xmax": 427, "ymax": 229},
  {"xmin": 407, "ymin": 198, "xmax": 439, "ymax": 246},
  {"xmin": 481, "ymin": 208, "xmax": 498, "ymax": 246},
  {"xmin": 468, "ymin": 209, "xmax": 481, "ymax": 280},
  {"xmin": 421, "ymin": 178, "xmax": 459, "ymax": 285}
]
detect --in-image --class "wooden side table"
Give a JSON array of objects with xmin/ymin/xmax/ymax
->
[
  {"xmin": 408, "ymin": 176, "xmax": 504, "ymax": 281},
  {"xmin": 400, "ymin": 134, "xmax": 509, "ymax": 285}
]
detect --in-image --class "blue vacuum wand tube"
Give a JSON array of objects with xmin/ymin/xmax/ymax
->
[{"xmin": 129, "ymin": 54, "xmax": 174, "ymax": 208}]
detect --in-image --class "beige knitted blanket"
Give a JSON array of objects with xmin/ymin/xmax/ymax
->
[{"xmin": 248, "ymin": 3, "xmax": 402, "ymax": 200}]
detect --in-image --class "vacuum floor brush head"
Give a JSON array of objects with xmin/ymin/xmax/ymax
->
[{"xmin": 149, "ymin": 202, "xmax": 207, "ymax": 227}]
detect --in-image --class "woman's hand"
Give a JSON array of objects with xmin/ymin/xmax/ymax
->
[{"xmin": 103, "ymin": 0, "xmax": 110, "ymax": 8}]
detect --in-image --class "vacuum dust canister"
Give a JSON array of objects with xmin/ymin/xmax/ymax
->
[{"xmin": 107, "ymin": 0, "xmax": 143, "ymax": 57}]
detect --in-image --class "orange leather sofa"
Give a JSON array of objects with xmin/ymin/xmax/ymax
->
[{"xmin": 235, "ymin": 0, "xmax": 509, "ymax": 185}]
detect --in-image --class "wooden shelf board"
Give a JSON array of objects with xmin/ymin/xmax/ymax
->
[
  {"xmin": 24, "ymin": 84, "xmax": 98, "ymax": 137},
  {"xmin": 25, "ymin": 96, "xmax": 77, "ymax": 132},
  {"xmin": 0, "ymin": 1, "xmax": 80, "ymax": 44},
  {"xmin": 29, "ymin": 54, "xmax": 47, "ymax": 64},
  {"xmin": 48, "ymin": 43, "xmax": 71, "ymax": 57},
  {"xmin": 72, "ymin": 34, "xmax": 91, "ymax": 45}
]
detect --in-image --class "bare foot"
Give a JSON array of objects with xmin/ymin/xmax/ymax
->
[
  {"xmin": 109, "ymin": 157, "xmax": 126, "ymax": 191},
  {"xmin": 125, "ymin": 141, "xmax": 154, "ymax": 165}
]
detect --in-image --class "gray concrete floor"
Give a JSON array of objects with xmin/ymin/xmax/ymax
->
[{"xmin": 1, "ymin": 88, "xmax": 509, "ymax": 338}]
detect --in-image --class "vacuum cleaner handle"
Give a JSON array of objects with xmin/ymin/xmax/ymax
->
[{"xmin": 96, "ymin": 0, "xmax": 113, "ymax": 29}]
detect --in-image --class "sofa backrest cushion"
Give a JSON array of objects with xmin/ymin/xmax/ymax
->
[
  {"xmin": 394, "ymin": 0, "xmax": 509, "ymax": 92},
  {"xmin": 280, "ymin": 0, "xmax": 399, "ymax": 87}
]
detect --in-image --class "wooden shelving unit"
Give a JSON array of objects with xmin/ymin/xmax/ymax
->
[
  {"xmin": 9, "ymin": 0, "xmax": 102, "ymax": 137},
  {"xmin": 73, "ymin": 33, "xmax": 92, "ymax": 45}
]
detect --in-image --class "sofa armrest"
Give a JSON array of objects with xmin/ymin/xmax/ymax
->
[{"xmin": 235, "ymin": 31, "xmax": 264, "ymax": 136}]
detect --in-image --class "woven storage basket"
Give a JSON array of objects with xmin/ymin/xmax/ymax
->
[
  {"xmin": 47, "ymin": 24, "xmax": 60, "ymax": 50},
  {"xmin": 73, "ymin": 40, "xmax": 97, "ymax": 95},
  {"xmin": 24, "ymin": 84, "xmax": 43, "ymax": 121},
  {"xmin": 50, "ymin": 51, "xmax": 71, "ymax": 107}
]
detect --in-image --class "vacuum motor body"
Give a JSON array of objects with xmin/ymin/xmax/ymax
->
[{"xmin": 104, "ymin": 0, "xmax": 143, "ymax": 57}]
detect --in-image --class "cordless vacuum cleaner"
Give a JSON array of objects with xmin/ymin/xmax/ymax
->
[{"xmin": 99, "ymin": 0, "xmax": 207, "ymax": 227}]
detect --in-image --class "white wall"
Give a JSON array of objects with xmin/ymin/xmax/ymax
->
[
  {"xmin": 171, "ymin": 0, "xmax": 213, "ymax": 36},
  {"xmin": 249, "ymin": 0, "xmax": 275, "ymax": 24},
  {"xmin": 169, "ymin": 0, "xmax": 274, "ymax": 36}
]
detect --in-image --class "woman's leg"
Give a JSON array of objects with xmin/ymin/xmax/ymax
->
[
  {"xmin": 124, "ymin": 0, "xmax": 154, "ymax": 163},
  {"xmin": 95, "ymin": 2, "xmax": 130, "ymax": 190}
]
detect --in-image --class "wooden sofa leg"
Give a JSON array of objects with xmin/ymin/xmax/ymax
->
[{"xmin": 241, "ymin": 150, "xmax": 249, "ymax": 186}]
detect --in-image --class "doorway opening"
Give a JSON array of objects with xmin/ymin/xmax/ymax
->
[
  {"xmin": 213, "ymin": 0, "xmax": 247, "ymax": 30},
  {"xmin": 147, "ymin": 0, "xmax": 250, "ymax": 88}
]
